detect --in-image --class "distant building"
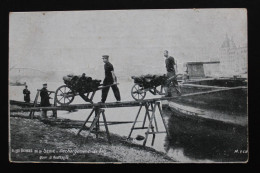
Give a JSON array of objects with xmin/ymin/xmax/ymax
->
[{"xmin": 219, "ymin": 35, "xmax": 247, "ymax": 76}]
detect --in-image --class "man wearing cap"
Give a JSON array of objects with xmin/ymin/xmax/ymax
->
[
  {"xmin": 164, "ymin": 50, "xmax": 177, "ymax": 97},
  {"xmin": 100, "ymin": 55, "xmax": 121, "ymax": 103},
  {"xmin": 23, "ymin": 85, "xmax": 30, "ymax": 103},
  {"xmin": 40, "ymin": 83, "xmax": 52, "ymax": 118}
]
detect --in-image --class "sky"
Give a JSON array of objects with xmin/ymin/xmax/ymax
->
[{"xmin": 9, "ymin": 9, "xmax": 247, "ymax": 77}]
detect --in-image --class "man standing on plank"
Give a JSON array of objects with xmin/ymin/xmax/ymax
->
[
  {"xmin": 40, "ymin": 83, "xmax": 54, "ymax": 118},
  {"xmin": 100, "ymin": 55, "xmax": 121, "ymax": 103},
  {"xmin": 23, "ymin": 85, "xmax": 31, "ymax": 103},
  {"xmin": 164, "ymin": 50, "xmax": 177, "ymax": 97}
]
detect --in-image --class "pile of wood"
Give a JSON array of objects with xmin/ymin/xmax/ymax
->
[
  {"xmin": 132, "ymin": 74, "xmax": 168, "ymax": 88},
  {"xmin": 63, "ymin": 74, "xmax": 101, "ymax": 93}
]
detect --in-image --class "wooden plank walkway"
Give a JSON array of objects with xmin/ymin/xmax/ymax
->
[
  {"xmin": 9, "ymin": 86, "xmax": 247, "ymax": 112},
  {"xmin": 181, "ymin": 83, "xmax": 229, "ymax": 89},
  {"xmin": 10, "ymin": 98, "xmax": 169, "ymax": 112},
  {"xmin": 9, "ymin": 86, "xmax": 247, "ymax": 146},
  {"xmin": 9, "ymin": 100, "xmax": 37, "ymax": 107}
]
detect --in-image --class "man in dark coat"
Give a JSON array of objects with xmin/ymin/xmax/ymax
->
[
  {"xmin": 100, "ymin": 55, "xmax": 121, "ymax": 103},
  {"xmin": 40, "ymin": 83, "xmax": 52, "ymax": 118},
  {"xmin": 164, "ymin": 50, "xmax": 177, "ymax": 97},
  {"xmin": 23, "ymin": 85, "xmax": 30, "ymax": 103}
]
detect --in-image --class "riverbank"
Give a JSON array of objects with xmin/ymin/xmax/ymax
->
[{"xmin": 9, "ymin": 115, "xmax": 175, "ymax": 163}]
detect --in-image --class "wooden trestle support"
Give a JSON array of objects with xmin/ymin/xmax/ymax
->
[
  {"xmin": 127, "ymin": 101, "xmax": 169, "ymax": 146},
  {"xmin": 76, "ymin": 107, "xmax": 111, "ymax": 144}
]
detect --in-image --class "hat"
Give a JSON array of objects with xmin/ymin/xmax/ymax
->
[
  {"xmin": 43, "ymin": 83, "xmax": 47, "ymax": 86},
  {"xmin": 102, "ymin": 55, "xmax": 109, "ymax": 59}
]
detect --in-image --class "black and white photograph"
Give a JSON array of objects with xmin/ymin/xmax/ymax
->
[{"xmin": 8, "ymin": 9, "xmax": 248, "ymax": 163}]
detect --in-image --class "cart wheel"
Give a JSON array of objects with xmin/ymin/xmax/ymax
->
[
  {"xmin": 131, "ymin": 84, "xmax": 146, "ymax": 101},
  {"xmin": 55, "ymin": 85, "xmax": 75, "ymax": 105}
]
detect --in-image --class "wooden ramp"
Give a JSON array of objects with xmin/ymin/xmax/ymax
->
[
  {"xmin": 9, "ymin": 86, "xmax": 246, "ymax": 112},
  {"xmin": 9, "ymin": 86, "xmax": 247, "ymax": 146},
  {"xmin": 9, "ymin": 100, "xmax": 36, "ymax": 107}
]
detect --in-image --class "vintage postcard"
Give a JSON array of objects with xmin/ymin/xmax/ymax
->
[{"xmin": 9, "ymin": 9, "xmax": 248, "ymax": 163}]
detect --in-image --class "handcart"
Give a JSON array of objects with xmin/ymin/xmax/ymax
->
[
  {"xmin": 55, "ymin": 74, "xmax": 118, "ymax": 105},
  {"xmin": 131, "ymin": 74, "xmax": 181, "ymax": 101}
]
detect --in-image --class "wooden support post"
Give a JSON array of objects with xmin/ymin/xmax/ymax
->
[
  {"xmin": 101, "ymin": 110, "xmax": 111, "ymax": 144},
  {"xmin": 86, "ymin": 92, "xmax": 90, "ymax": 98},
  {"xmin": 83, "ymin": 109, "xmax": 101, "ymax": 143},
  {"xmin": 29, "ymin": 90, "xmax": 40, "ymax": 119},
  {"xmin": 127, "ymin": 102, "xmax": 156, "ymax": 145},
  {"xmin": 153, "ymin": 107, "xmax": 159, "ymax": 132},
  {"xmin": 143, "ymin": 102, "xmax": 157, "ymax": 146},
  {"xmin": 53, "ymin": 94, "xmax": 58, "ymax": 119},
  {"xmin": 158, "ymin": 103, "xmax": 170, "ymax": 137},
  {"xmin": 95, "ymin": 110, "xmax": 99, "ymax": 139},
  {"xmin": 77, "ymin": 108, "xmax": 95, "ymax": 135},
  {"xmin": 77, "ymin": 107, "xmax": 111, "ymax": 144},
  {"xmin": 90, "ymin": 91, "xmax": 96, "ymax": 101},
  {"xmin": 142, "ymin": 106, "xmax": 148, "ymax": 128},
  {"xmin": 150, "ymin": 103, "xmax": 159, "ymax": 132},
  {"xmin": 144, "ymin": 103, "xmax": 156, "ymax": 146},
  {"xmin": 127, "ymin": 101, "xmax": 169, "ymax": 147},
  {"xmin": 127, "ymin": 105, "xmax": 143, "ymax": 139}
]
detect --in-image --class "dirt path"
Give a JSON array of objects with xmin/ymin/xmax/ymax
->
[{"xmin": 9, "ymin": 116, "xmax": 175, "ymax": 163}]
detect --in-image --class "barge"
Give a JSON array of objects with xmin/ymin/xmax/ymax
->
[{"xmin": 163, "ymin": 61, "xmax": 248, "ymax": 162}]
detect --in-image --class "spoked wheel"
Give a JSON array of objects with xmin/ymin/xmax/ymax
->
[
  {"xmin": 55, "ymin": 85, "xmax": 75, "ymax": 105},
  {"xmin": 131, "ymin": 84, "xmax": 146, "ymax": 101}
]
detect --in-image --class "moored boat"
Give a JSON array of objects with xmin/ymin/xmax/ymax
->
[
  {"xmin": 9, "ymin": 81, "xmax": 27, "ymax": 86},
  {"xmin": 162, "ymin": 62, "xmax": 248, "ymax": 162}
]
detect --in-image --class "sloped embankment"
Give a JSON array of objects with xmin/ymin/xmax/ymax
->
[{"xmin": 9, "ymin": 116, "xmax": 174, "ymax": 163}]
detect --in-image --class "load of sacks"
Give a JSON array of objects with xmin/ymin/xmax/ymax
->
[
  {"xmin": 63, "ymin": 74, "xmax": 102, "ymax": 93},
  {"xmin": 131, "ymin": 74, "xmax": 168, "ymax": 88}
]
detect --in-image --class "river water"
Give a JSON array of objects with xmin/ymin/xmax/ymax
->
[{"xmin": 9, "ymin": 80, "xmax": 229, "ymax": 162}]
